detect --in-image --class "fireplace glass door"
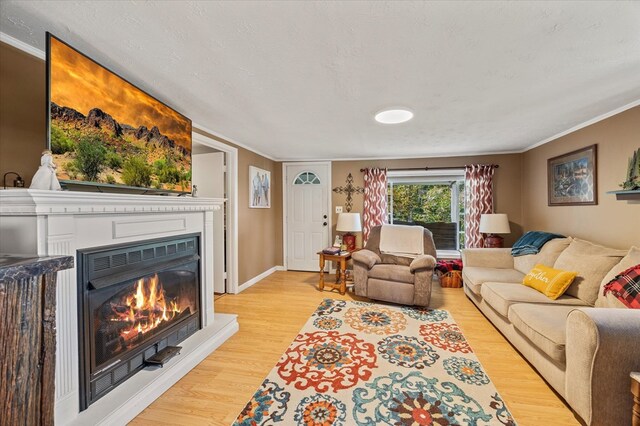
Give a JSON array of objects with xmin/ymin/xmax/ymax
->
[
  {"xmin": 78, "ymin": 234, "xmax": 201, "ymax": 409},
  {"xmin": 90, "ymin": 266, "xmax": 198, "ymax": 371}
]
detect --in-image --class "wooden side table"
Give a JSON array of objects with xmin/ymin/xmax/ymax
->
[
  {"xmin": 632, "ymin": 372, "xmax": 640, "ymax": 426},
  {"xmin": 317, "ymin": 251, "xmax": 352, "ymax": 295}
]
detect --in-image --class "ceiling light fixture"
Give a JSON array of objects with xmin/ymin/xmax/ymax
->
[{"xmin": 374, "ymin": 108, "xmax": 414, "ymax": 124}]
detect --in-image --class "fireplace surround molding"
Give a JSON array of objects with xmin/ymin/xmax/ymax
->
[{"xmin": 0, "ymin": 189, "xmax": 238, "ymax": 425}]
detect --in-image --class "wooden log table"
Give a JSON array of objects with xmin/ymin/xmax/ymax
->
[
  {"xmin": 0, "ymin": 254, "xmax": 74, "ymax": 426},
  {"xmin": 317, "ymin": 250, "xmax": 352, "ymax": 295}
]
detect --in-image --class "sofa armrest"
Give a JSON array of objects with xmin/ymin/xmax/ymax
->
[
  {"xmin": 410, "ymin": 255, "xmax": 436, "ymax": 273},
  {"xmin": 352, "ymin": 249, "xmax": 381, "ymax": 269},
  {"xmin": 461, "ymin": 248, "xmax": 514, "ymax": 269},
  {"xmin": 565, "ymin": 308, "xmax": 640, "ymax": 426}
]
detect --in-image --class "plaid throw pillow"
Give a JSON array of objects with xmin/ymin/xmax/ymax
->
[{"xmin": 603, "ymin": 264, "xmax": 640, "ymax": 309}]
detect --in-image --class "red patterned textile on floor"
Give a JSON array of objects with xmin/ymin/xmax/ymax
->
[
  {"xmin": 362, "ymin": 167, "xmax": 388, "ymax": 244},
  {"xmin": 435, "ymin": 259, "xmax": 463, "ymax": 274},
  {"xmin": 465, "ymin": 165, "xmax": 495, "ymax": 248}
]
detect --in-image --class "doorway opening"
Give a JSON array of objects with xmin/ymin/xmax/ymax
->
[{"xmin": 192, "ymin": 132, "xmax": 239, "ymax": 294}]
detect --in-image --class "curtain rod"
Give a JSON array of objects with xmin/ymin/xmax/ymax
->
[{"xmin": 359, "ymin": 165, "xmax": 499, "ymax": 172}]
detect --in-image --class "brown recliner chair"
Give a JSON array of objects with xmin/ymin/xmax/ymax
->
[{"xmin": 352, "ymin": 225, "xmax": 437, "ymax": 307}]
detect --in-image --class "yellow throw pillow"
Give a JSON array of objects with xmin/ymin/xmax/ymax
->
[{"xmin": 523, "ymin": 264, "xmax": 577, "ymax": 300}]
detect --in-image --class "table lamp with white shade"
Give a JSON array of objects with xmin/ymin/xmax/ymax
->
[
  {"xmin": 336, "ymin": 212, "xmax": 362, "ymax": 251},
  {"xmin": 480, "ymin": 213, "xmax": 511, "ymax": 248}
]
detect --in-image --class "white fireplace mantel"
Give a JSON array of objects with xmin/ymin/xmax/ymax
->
[
  {"xmin": 0, "ymin": 188, "xmax": 223, "ymax": 215},
  {"xmin": 0, "ymin": 189, "xmax": 238, "ymax": 425}
]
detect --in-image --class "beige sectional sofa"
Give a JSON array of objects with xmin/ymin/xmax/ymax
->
[{"xmin": 461, "ymin": 238, "xmax": 640, "ymax": 426}]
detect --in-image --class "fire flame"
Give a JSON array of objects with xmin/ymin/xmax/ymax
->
[{"xmin": 111, "ymin": 274, "xmax": 181, "ymax": 340}]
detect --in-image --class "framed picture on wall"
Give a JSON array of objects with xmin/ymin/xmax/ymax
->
[
  {"xmin": 249, "ymin": 166, "xmax": 271, "ymax": 208},
  {"xmin": 547, "ymin": 144, "xmax": 597, "ymax": 206}
]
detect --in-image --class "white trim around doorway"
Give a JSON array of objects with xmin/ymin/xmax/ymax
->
[
  {"xmin": 282, "ymin": 161, "xmax": 332, "ymax": 271},
  {"xmin": 192, "ymin": 131, "xmax": 240, "ymax": 294}
]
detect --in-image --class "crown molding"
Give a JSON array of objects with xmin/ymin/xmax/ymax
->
[
  {"xmin": 0, "ymin": 32, "xmax": 45, "ymax": 60},
  {"xmin": 257, "ymin": 97, "xmax": 640, "ymax": 161},
  {"xmin": 524, "ymin": 99, "xmax": 640, "ymax": 152},
  {"xmin": 280, "ymin": 99, "xmax": 640, "ymax": 161},
  {"xmin": 191, "ymin": 122, "xmax": 277, "ymax": 161},
  {"xmin": 288, "ymin": 149, "xmax": 524, "ymax": 163}
]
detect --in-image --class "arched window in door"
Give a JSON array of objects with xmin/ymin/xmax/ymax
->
[{"xmin": 293, "ymin": 172, "xmax": 321, "ymax": 185}]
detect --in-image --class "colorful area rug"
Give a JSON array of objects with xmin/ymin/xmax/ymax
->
[{"xmin": 233, "ymin": 299, "xmax": 516, "ymax": 425}]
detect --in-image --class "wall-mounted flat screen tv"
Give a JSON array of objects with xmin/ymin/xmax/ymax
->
[{"xmin": 47, "ymin": 33, "xmax": 192, "ymax": 193}]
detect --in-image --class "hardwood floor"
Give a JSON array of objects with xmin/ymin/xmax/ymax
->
[{"xmin": 131, "ymin": 271, "xmax": 580, "ymax": 426}]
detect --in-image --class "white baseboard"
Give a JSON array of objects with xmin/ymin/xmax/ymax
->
[{"xmin": 237, "ymin": 265, "xmax": 285, "ymax": 293}]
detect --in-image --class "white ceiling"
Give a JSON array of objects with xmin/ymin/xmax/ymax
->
[{"xmin": 1, "ymin": 1, "xmax": 639, "ymax": 161}]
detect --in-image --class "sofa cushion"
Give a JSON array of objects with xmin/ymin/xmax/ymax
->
[
  {"xmin": 554, "ymin": 239, "xmax": 627, "ymax": 306},
  {"xmin": 596, "ymin": 246, "xmax": 640, "ymax": 308},
  {"xmin": 508, "ymin": 304, "xmax": 577, "ymax": 363},
  {"xmin": 369, "ymin": 264, "xmax": 415, "ymax": 284},
  {"xmin": 481, "ymin": 282, "xmax": 587, "ymax": 317},
  {"xmin": 462, "ymin": 267, "xmax": 525, "ymax": 295},
  {"xmin": 513, "ymin": 237, "xmax": 573, "ymax": 274}
]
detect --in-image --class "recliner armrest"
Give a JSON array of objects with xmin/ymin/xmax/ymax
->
[
  {"xmin": 410, "ymin": 255, "xmax": 436, "ymax": 273},
  {"xmin": 352, "ymin": 249, "xmax": 381, "ymax": 269}
]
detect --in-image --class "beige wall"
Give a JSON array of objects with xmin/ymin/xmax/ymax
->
[
  {"xmin": 0, "ymin": 41, "xmax": 283, "ymax": 284},
  {"xmin": 0, "ymin": 43, "xmax": 46, "ymax": 187},
  {"xmin": 194, "ymin": 129, "xmax": 283, "ymax": 284},
  {"xmin": 331, "ymin": 154, "xmax": 524, "ymax": 248},
  {"xmin": 522, "ymin": 106, "xmax": 640, "ymax": 249}
]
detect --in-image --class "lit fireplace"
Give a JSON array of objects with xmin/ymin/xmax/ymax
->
[
  {"xmin": 78, "ymin": 235, "xmax": 201, "ymax": 409},
  {"xmin": 115, "ymin": 274, "xmax": 182, "ymax": 341},
  {"xmin": 96, "ymin": 272, "xmax": 196, "ymax": 366}
]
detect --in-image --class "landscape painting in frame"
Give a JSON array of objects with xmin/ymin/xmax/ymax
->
[
  {"xmin": 47, "ymin": 33, "xmax": 192, "ymax": 192},
  {"xmin": 548, "ymin": 144, "xmax": 597, "ymax": 206},
  {"xmin": 249, "ymin": 166, "xmax": 271, "ymax": 208}
]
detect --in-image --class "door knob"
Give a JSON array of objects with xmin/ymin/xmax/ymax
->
[
  {"xmin": 323, "ymin": 222, "xmax": 327, "ymax": 226},
  {"xmin": 323, "ymin": 214, "xmax": 327, "ymax": 219}
]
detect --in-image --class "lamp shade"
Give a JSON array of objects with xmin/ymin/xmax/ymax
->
[
  {"xmin": 479, "ymin": 213, "xmax": 511, "ymax": 234},
  {"xmin": 336, "ymin": 213, "xmax": 362, "ymax": 232}
]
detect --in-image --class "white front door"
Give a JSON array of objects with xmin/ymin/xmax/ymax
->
[{"xmin": 285, "ymin": 163, "xmax": 330, "ymax": 271}]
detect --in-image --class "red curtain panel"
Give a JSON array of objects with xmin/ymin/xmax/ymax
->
[
  {"xmin": 362, "ymin": 168, "xmax": 388, "ymax": 244},
  {"xmin": 464, "ymin": 165, "xmax": 495, "ymax": 248}
]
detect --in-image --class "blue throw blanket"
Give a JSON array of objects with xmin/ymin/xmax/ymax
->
[{"xmin": 511, "ymin": 231, "xmax": 565, "ymax": 257}]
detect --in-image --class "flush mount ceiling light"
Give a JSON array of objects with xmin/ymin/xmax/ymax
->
[{"xmin": 374, "ymin": 108, "xmax": 414, "ymax": 124}]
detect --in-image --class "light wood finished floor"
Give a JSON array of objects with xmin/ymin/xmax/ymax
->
[{"xmin": 131, "ymin": 271, "xmax": 580, "ymax": 425}]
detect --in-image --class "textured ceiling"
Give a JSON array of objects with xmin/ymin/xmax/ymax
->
[{"xmin": 1, "ymin": 1, "xmax": 639, "ymax": 160}]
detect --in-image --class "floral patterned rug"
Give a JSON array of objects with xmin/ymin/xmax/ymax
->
[{"xmin": 233, "ymin": 299, "xmax": 516, "ymax": 426}]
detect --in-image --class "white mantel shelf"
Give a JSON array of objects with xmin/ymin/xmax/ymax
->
[
  {"xmin": 0, "ymin": 188, "xmax": 236, "ymax": 425},
  {"xmin": 0, "ymin": 188, "xmax": 225, "ymax": 215}
]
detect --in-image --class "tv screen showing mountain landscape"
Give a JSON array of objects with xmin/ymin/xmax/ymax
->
[{"xmin": 48, "ymin": 34, "xmax": 192, "ymax": 192}]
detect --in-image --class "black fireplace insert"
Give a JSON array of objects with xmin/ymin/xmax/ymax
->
[{"xmin": 77, "ymin": 234, "xmax": 202, "ymax": 410}]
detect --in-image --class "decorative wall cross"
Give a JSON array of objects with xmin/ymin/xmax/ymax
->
[{"xmin": 332, "ymin": 173, "xmax": 364, "ymax": 212}]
